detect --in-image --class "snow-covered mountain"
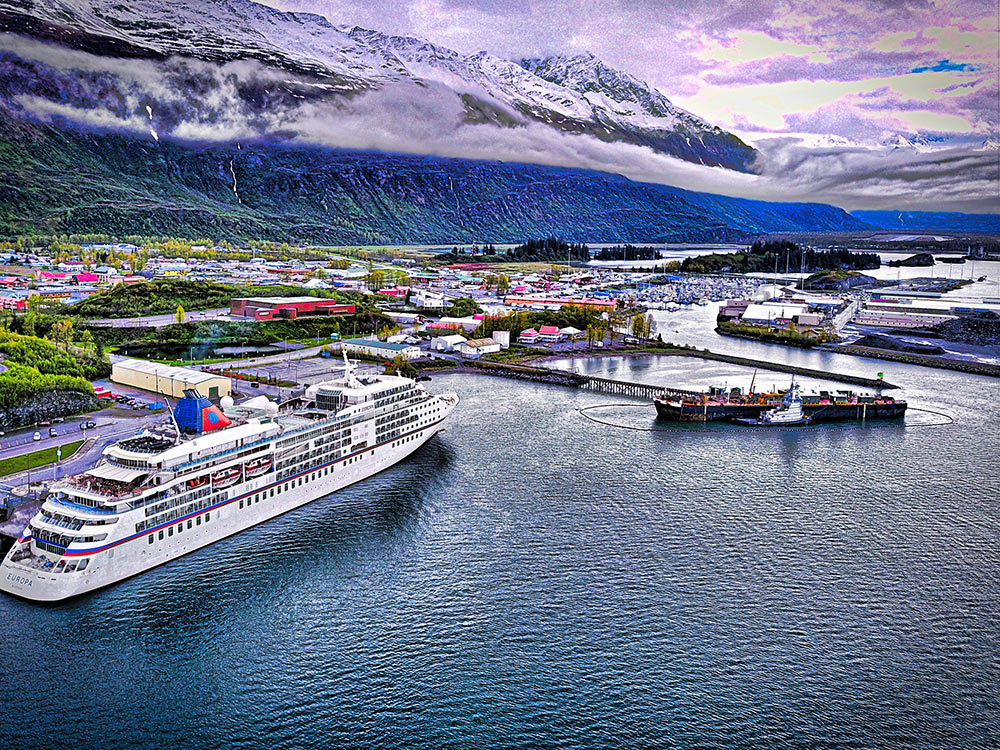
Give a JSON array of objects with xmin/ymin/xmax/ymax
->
[
  {"xmin": 883, "ymin": 133, "xmax": 948, "ymax": 153},
  {"xmin": 0, "ymin": 0, "xmax": 757, "ymax": 171}
]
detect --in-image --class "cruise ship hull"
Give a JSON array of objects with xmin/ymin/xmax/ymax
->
[{"xmin": 0, "ymin": 408, "xmax": 453, "ymax": 602}]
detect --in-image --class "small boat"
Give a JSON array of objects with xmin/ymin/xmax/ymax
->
[
  {"xmin": 212, "ymin": 466, "xmax": 242, "ymax": 488},
  {"xmin": 732, "ymin": 381, "xmax": 811, "ymax": 427},
  {"xmin": 244, "ymin": 457, "xmax": 272, "ymax": 477},
  {"xmin": 187, "ymin": 475, "xmax": 209, "ymax": 489}
]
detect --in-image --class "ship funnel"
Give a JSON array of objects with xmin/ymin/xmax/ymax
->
[{"xmin": 174, "ymin": 391, "xmax": 232, "ymax": 434}]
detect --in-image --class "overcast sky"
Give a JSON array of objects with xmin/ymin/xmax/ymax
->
[{"xmin": 263, "ymin": 0, "xmax": 999, "ymax": 149}]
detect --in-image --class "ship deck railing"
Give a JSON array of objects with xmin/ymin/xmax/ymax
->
[
  {"xmin": 63, "ymin": 477, "xmax": 144, "ymax": 500},
  {"xmin": 50, "ymin": 495, "xmax": 119, "ymax": 516}
]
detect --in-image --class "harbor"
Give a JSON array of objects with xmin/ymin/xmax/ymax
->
[{"xmin": 0, "ymin": 353, "xmax": 995, "ymax": 748}]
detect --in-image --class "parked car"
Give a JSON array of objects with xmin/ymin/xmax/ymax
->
[
  {"xmin": 38, "ymin": 421, "xmax": 51, "ymax": 427},
  {"xmin": 32, "ymin": 432, "xmax": 41, "ymax": 441},
  {"xmin": 53, "ymin": 417, "xmax": 65, "ymax": 423}
]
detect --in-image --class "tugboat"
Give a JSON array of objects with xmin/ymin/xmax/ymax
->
[{"xmin": 732, "ymin": 381, "xmax": 810, "ymax": 427}]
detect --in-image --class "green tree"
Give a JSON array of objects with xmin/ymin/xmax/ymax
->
[
  {"xmin": 444, "ymin": 297, "xmax": 482, "ymax": 318},
  {"xmin": 48, "ymin": 318, "xmax": 74, "ymax": 350}
]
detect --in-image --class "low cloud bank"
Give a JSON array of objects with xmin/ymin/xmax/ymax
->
[{"xmin": 4, "ymin": 36, "xmax": 997, "ymax": 214}]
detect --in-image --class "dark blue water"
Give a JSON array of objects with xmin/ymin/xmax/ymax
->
[{"xmin": 1, "ymin": 354, "xmax": 998, "ymax": 749}]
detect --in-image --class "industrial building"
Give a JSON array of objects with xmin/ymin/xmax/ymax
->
[
  {"xmin": 456, "ymin": 338, "xmax": 502, "ymax": 358},
  {"xmin": 230, "ymin": 297, "xmax": 356, "ymax": 320},
  {"xmin": 111, "ymin": 359, "xmax": 232, "ymax": 399},
  {"xmin": 341, "ymin": 338, "xmax": 422, "ymax": 360}
]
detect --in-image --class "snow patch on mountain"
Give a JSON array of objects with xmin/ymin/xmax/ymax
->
[{"xmin": 0, "ymin": 0, "xmax": 756, "ymax": 170}]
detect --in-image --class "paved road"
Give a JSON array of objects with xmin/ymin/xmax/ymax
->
[
  {"xmin": 0, "ymin": 414, "xmax": 104, "ymax": 455},
  {"xmin": 0, "ymin": 417, "xmax": 165, "ymax": 493},
  {"xmin": 208, "ymin": 343, "xmax": 329, "ymax": 370},
  {"xmin": 88, "ymin": 308, "xmax": 230, "ymax": 328}
]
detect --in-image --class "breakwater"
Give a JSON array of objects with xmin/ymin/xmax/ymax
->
[
  {"xmin": 831, "ymin": 345, "xmax": 1000, "ymax": 379},
  {"xmin": 680, "ymin": 349, "xmax": 898, "ymax": 389},
  {"xmin": 460, "ymin": 351, "xmax": 895, "ymax": 399}
]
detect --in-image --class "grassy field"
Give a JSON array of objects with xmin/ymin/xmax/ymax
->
[{"xmin": 0, "ymin": 439, "xmax": 86, "ymax": 478}]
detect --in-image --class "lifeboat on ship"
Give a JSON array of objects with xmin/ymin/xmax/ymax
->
[
  {"xmin": 187, "ymin": 475, "xmax": 209, "ymax": 489},
  {"xmin": 212, "ymin": 466, "xmax": 242, "ymax": 489},
  {"xmin": 245, "ymin": 457, "xmax": 273, "ymax": 478}
]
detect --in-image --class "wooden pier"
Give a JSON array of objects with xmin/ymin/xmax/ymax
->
[
  {"xmin": 576, "ymin": 374, "xmax": 698, "ymax": 401},
  {"xmin": 463, "ymin": 361, "xmax": 697, "ymax": 401}
]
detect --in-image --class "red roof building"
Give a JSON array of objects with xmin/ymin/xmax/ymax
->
[
  {"xmin": 518, "ymin": 328, "xmax": 540, "ymax": 344},
  {"xmin": 230, "ymin": 296, "xmax": 356, "ymax": 320}
]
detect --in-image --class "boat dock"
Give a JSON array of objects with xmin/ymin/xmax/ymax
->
[
  {"xmin": 576, "ymin": 374, "xmax": 698, "ymax": 400},
  {"xmin": 464, "ymin": 361, "xmax": 701, "ymax": 400}
]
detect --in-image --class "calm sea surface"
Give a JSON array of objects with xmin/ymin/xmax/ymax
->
[{"xmin": 1, "ymin": 336, "xmax": 998, "ymax": 748}]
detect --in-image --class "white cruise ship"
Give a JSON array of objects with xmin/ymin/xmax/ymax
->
[{"xmin": 0, "ymin": 360, "xmax": 458, "ymax": 602}]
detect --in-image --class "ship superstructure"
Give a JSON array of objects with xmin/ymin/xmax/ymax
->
[{"xmin": 0, "ymin": 360, "xmax": 457, "ymax": 601}]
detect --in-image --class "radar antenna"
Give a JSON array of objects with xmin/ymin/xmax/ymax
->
[{"xmin": 342, "ymin": 349, "xmax": 360, "ymax": 387}]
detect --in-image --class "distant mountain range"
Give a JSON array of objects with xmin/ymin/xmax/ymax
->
[
  {"xmin": 0, "ymin": 0, "xmax": 994, "ymax": 243},
  {"xmin": 851, "ymin": 211, "xmax": 1000, "ymax": 234},
  {"xmin": 0, "ymin": 0, "xmax": 756, "ymax": 172}
]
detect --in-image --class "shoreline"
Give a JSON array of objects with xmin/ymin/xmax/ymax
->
[{"xmin": 827, "ymin": 345, "xmax": 1000, "ymax": 378}]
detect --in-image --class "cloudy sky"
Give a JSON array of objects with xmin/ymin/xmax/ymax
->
[
  {"xmin": 6, "ymin": 0, "xmax": 996, "ymax": 212},
  {"xmin": 266, "ymin": 0, "xmax": 999, "ymax": 151}
]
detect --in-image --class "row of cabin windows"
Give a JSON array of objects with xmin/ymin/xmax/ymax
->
[
  {"xmin": 145, "ymin": 485, "xmax": 212, "ymax": 518},
  {"xmin": 148, "ymin": 512, "xmax": 210, "ymax": 543},
  {"xmin": 138, "ymin": 491, "xmax": 220, "ymax": 533},
  {"xmin": 238, "ymin": 463, "xmax": 342, "ymax": 511},
  {"xmin": 391, "ymin": 432, "xmax": 422, "ymax": 449}
]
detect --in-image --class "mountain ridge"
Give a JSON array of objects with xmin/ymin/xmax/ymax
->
[
  {"xmin": 0, "ymin": 0, "xmax": 758, "ymax": 172},
  {"xmin": 0, "ymin": 115, "xmax": 865, "ymax": 243}
]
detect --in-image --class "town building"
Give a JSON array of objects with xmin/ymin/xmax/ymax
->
[
  {"xmin": 431, "ymin": 334, "xmax": 468, "ymax": 352},
  {"xmin": 519, "ymin": 328, "xmax": 540, "ymax": 344},
  {"xmin": 341, "ymin": 338, "xmax": 422, "ymax": 360},
  {"xmin": 538, "ymin": 325, "xmax": 565, "ymax": 343},
  {"xmin": 112, "ymin": 359, "xmax": 232, "ymax": 399},
  {"xmin": 411, "ymin": 289, "xmax": 446, "ymax": 309},
  {"xmin": 230, "ymin": 297, "xmax": 356, "ymax": 320},
  {"xmin": 456, "ymin": 338, "xmax": 501, "ymax": 358},
  {"xmin": 740, "ymin": 303, "xmax": 810, "ymax": 327}
]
